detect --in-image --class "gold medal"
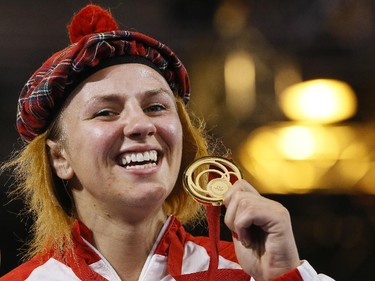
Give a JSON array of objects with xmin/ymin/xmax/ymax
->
[{"xmin": 183, "ymin": 156, "xmax": 242, "ymax": 206}]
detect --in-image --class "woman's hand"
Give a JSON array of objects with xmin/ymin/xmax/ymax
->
[{"xmin": 223, "ymin": 179, "xmax": 301, "ymax": 281}]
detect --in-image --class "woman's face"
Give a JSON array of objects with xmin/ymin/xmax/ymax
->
[{"xmin": 48, "ymin": 63, "xmax": 183, "ymax": 220}]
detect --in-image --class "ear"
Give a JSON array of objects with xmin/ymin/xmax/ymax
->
[{"xmin": 46, "ymin": 139, "xmax": 74, "ymax": 180}]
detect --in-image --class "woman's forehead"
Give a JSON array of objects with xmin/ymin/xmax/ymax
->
[
  {"xmin": 71, "ymin": 64, "xmax": 174, "ymax": 99},
  {"xmin": 82, "ymin": 64, "xmax": 169, "ymax": 86}
]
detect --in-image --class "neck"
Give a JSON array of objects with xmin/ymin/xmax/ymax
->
[{"xmin": 85, "ymin": 209, "xmax": 168, "ymax": 281}]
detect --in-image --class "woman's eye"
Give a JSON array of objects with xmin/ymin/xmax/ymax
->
[
  {"xmin": 94, "ymin": 109, "xmax": 118, "ymax": 118},
  {"xmin": 144, "ymin": 103, "xmax": 166, "ymax": 113}
]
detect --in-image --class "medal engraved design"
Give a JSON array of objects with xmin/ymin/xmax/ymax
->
[{"xmin": 183, "ymin": 156, "xmax": 242, "ymax": 206}]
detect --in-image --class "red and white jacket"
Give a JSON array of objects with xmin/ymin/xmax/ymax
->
[{"xmin": 0, "ymin": 216, "xmax": 333, "ymax": 281}]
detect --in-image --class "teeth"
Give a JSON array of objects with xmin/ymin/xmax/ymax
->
[
  {"xmin": 131, "ymin": 154, "xmax": 137, "ymax": 162},
  {"xmin": 120, "ymin": 150, "xmax": 158, "ymax": 167},
  {"xmin": 125, "ymin": 163, "xmax": 157, "ymax": 170},
  {"xmin": 144, "ymin": 151, "xmax": 150, "ymax": 161}
]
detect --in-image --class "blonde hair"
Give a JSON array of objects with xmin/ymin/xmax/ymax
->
[
  {"xmin": 2, "ymin": 97, "xmax": 209, "ymax": 260},
  {"xmin": 2, "ymin": 132, "xmax": 74, "ymax": 260}
]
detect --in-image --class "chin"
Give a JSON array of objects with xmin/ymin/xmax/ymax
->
[{"xmin": 128, "ymin": 186, "xmax": 169, "ymax": 206}]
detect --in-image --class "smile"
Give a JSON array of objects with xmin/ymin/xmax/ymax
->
[{"xmin": 120, "ymin": 150, "xmax": 158, "ymax": 169}]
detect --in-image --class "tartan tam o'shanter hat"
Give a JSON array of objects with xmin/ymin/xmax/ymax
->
[{"xmin": 17, "ymin": 4, "xmax": 191, "ymax": 143}]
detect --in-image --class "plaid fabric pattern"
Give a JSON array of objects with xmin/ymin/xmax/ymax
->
[{"xmin": 17, "ymin": 30, "xmax": 190, "ymax": 142}]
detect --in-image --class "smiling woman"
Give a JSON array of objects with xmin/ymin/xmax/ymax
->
[
  {"xmin": 0, "ymin": 4, "xmax": 333, "ymax": 281},
  {"xmin": 47, "ymin": 63, "xmax": 185, "ymax": 226}
]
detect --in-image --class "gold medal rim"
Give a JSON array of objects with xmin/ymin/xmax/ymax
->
[{"xmin": 183, "ymin": 156, "xmax": 243, "ymax": 206}]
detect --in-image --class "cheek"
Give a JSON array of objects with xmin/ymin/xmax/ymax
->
[
  {"xmin": 66, "ymin": 124, "xmax": 119, "ymax": 160},
  {"xmin": 86, "ymin": 126, "xmax": 116, "ymax": 143},
  {"xmin": 163, "ymin": 117, "xmax": 183, "ymax": 151}
]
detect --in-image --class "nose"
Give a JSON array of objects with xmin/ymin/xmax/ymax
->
[{"xmin": 122, "ymin": 107, "xmax": 157, "ymax": 140}]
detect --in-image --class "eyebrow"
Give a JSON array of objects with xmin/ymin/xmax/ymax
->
[
  {"xmin": 143, "ymin": 88, "xmax": 174, "ymax": 99},
  {"xmin": 85, "ymin": 94, "xmax": 121, "ymax": 106},
  {"xmin": 86, "ymin": 88, "xmax": 174, "ymax": 105}
]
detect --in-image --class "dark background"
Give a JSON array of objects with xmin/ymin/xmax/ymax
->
[{"xmin": 2, "ymin": 1, "xmax": 375, "ymax": 280}]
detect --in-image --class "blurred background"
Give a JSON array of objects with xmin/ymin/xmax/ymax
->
[{"xmin": 1, "ymin": 0, "xmax": 375, "ymax": 279}]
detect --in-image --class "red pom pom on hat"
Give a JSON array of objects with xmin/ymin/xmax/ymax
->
[{"xmin": 67, "ymin": 4, "xmax": 119, "ymax": 44}]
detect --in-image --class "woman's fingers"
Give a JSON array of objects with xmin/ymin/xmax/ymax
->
[
  {"xmin": 223, "ymin": 179, "xmax": 290, "ymax": 245},
  {"xmin": 223, "ymin": 180, "xmax": 264, "ymax": 243}
]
